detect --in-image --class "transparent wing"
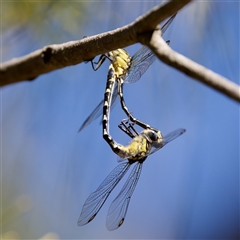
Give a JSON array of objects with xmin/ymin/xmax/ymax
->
[
  {"xmin": 77, "ymin": 162, "xmax": 130, "ymax": 226},
  {"xmin": 163, "ymin": 128, "xmax": 186, "ymax": 145},
  {"xmin": 124, "ymin": 13, "xmax": 177, "ymax": 84},
  {"xmin": 160, "ymin": 12, "xmax": 177, "ymax": 35},
  {"xmin": 123, "ymin": 46, "xmax": 156, "ymax": 84},
  {"xmin": 78, "ymin": 84, "xmax": 118, "ymax": 132},
  {"xmin": 106, "ymin": 162, "xmax": 142, "ymax": 231},
  {"xmin": 150, "ymin": 128, "xmax": 186, "ymax": 155}
]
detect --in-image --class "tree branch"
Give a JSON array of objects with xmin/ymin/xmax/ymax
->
[
  {"xmin": 0, "ymin": 0, "xmax": 191, "ymax": 87},
  {"xmin": 1, "ymin": 0, "xmax": 239, "ymax": 104},
  {"xmin": 140, "ymin": 29, "xmax": 240, "ymax": 103}
]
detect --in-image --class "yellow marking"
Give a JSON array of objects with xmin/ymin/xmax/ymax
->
[
  {"xmin": 118, "ymin": 49, "xmax": 131, "ymax": 62},
  {"xmin": 118, "ymin": 218, "xmax": 124, "ymax": 227},
  {"xmin": 103, "ymin": 129, "xmax": 108, "ymax": 135},
  {"xmin": 108, "ymin": 78, "xmax": 115, "ymax": 82},
  {"xmin": 111, "ymin": 142, "xmax": 117, "ymax": 148},
  {"xmin": 115, "ymin": 56, "xmax": 129, "ymax": 69},
  {"xmin": 103, "ymin": 115, "xmax": 107, "ymax": 121},
  {"xmin": 118, "ymin": 49, "xmax": 127, "ymax": 55},
  {"xmin": 115, "ymin": 69, "xmax": 124, "ymax": 77},
  {"xmin": 104, "ymin": 101, "xmax": 109, "ymax": 106},
  {"xmin": 118, "ymin": 78, "xmax": 124, "ymax": 84},
  {"xmin": 88, "ymin": 213, "xmax": 97, "ymax": 223}
]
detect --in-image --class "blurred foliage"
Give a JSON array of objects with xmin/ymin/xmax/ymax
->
[
  {"xmin": 1, "ymin": 231, "xmax": 59, "ymax": 240},
  {"xmin": 1, "ymin": 194, "xmax": 31, "ymax": 239},
  {"xmin": 1, "ymin": 194, "xmax": 32, "ymax": 225},
  {"xmin": 2, "ymin": 1, "xmax": 88, "ymax": 43},
  {"xmin": 1, "ymin": 194, "xmax": 59, "ymax": 239},
  {"xmin": 39, "ymin": 232, "xmax": 59, "ymax": 239}
]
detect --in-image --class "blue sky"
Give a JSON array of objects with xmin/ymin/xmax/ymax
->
[{"xmin": 2, "ymin": 1, "xmax": 239, "ymax": 239}]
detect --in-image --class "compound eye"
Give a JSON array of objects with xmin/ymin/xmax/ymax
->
[{"xmin": 148, "ymin": 131, "xmax": 158, "ymax": 141}]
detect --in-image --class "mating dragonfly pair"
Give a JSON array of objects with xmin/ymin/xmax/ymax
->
[{"xmin": 78, "ymin": 13, "xmax": 185, "ymax": 231}]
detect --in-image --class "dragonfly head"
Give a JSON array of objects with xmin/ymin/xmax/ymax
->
[{"xmin": 141, "ymin": 129, "xmax": 164, "ymax": 148}]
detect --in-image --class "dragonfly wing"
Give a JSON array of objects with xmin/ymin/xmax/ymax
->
[
  {"xmin": 124, "ymin": 49, "xmax": 156, "ymax": 84},
  {"xmin": 106, "ymin": 162, "xmax": 142, "ymax": 231},
  {"xmin": 79, "ymin": 84, "xmax": 118, "ymax": 132},
  {"xmin": 77, "ymin": 162, "xmax": 130, "ymax": 226},
  {"xmin": 78, "ymin": 99, "xmax": 103, "ymax": 132},
  {"xmin": 124, "ymin": 13, "xmax": 176, "ymax": 84},
  {"xmin": 161, "ymin": 12, "xmax": 177, "ymax": 35},
  {"xmin": 150, "ymin": 128, "xmax": 186, "ymax": 155},
  {"xmin": 163, "ymin": 128, "xmax": 186, "ymax": 146}
]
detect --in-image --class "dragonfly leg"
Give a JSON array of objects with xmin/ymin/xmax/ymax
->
[
  {"xmin": 128, "ymin": 122, "xmax": 139, "ymax": 136},
  {"xmin": 118, "ymin": 118, "xmax": 138, "ymax": 138},
  {"xmin": 91, "ymin": 53, "xmax": 114, "ymax": 71},
  {"xmin": 123, "ymin": 119, "xmax": 139, "ymax": 137},
  {"xmin": 117, "ymin": 79, "xmax": 159, "ymax": 132}
]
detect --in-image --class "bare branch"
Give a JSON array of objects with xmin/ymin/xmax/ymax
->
[
  {"xmin": 140, "ymin": 29, "xmax": 240, "ymax": 103},
  {"xmin": 0, "ymin": 0, "xmax": 191, "ymax": 87}
]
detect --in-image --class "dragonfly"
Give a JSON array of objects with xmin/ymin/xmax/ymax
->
[
  {"xmin": 79, "ymin": 13, "xmax": 177, "ymax": 132},
  {"xmin": 78, "ymin": 119, "xmax": 186, "ymax": 231}
]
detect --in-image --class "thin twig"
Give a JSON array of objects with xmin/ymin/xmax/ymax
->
[{"xmin": 141, "ymin": 30, "xmax": 240, "ymax": 103}]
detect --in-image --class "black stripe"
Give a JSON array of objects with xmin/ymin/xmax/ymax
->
[{"xmin": 102, "ymin": 66, "xmax": 120, "ymax": 153}]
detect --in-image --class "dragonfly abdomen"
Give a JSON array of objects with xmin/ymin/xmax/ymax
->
[
  {"xmin": 102, "ymin": 64, "xmax": 130, "ymax": 157},
  {"xmin": 102, "ymin": 65, "xmax": 118, "ymax": 150},
  {"xmin": 102, "ymin": 49, "xmax": 132, "ymax": 157}
]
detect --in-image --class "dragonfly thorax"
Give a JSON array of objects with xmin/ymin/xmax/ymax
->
[
  {"xmin": 118, "ymin": 129, "xmax": 163, "ymax": 162},
  {"xmin": 108, "ymin": 49, "xmax": 131, "ymax": 77}
]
